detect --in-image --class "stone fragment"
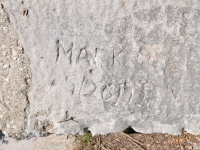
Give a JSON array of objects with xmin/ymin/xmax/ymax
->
[
  {"xmin": 1, "ymin": 0, "xmax": 200, "ymax": 138},
  {"xmin": 2, "ymin": 64, "xmax": 10, "ymax": 69}
]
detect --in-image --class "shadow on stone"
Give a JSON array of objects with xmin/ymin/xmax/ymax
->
[
  {"xmin": 0, "ymin": 130, "xmax": 8, "ymax": 144},
  {"xmin": 83, "ymin": 127, "xmax": 89, "ymax": 133},
  {"xmin": 26, "ymin": 133, "xmax": 36, "ymax": 140},
  {"xmin": 123, "ymin": 126, "xmax": 139, "ymax": 134}
]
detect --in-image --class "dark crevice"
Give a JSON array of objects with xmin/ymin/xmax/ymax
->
[
  {"xmin": 123, "ymin": 126, "xmax": 139, "ymax": 134},
  {"xmin": 51, "ymin": 79, "xmax": 55, "ymax": 86},
  {"xmin": 56, "ymin": 39, "xmax": 60, "ymax": 62},
  {"xmin": 83, "ymin": 127, "xmax": 89, "ymax": 133},
  {"xmin": 1, "ymin": 3, "xmax": 10, "ymax": 23}
]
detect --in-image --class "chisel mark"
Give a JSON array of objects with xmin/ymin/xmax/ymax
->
[
  {"xmin": 67, "ymin": 43, "xmax": 73, "ymax": 64},
  {"xmin": 56, "ymin": 39, "xmax": 59, "ymax": 62}
]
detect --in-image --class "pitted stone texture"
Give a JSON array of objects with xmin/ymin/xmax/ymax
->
[
  {"xmin": 0, "ymin": 3, "xmax": 31, "ymax": 139},
  {"xmin": 2, "ymin": 0, "xmax": 200, "ymax": 136}
]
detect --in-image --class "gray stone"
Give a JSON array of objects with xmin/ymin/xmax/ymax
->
[{"xmin": 2, "ymin": 0, "xmax": 200, "ymax": 137}]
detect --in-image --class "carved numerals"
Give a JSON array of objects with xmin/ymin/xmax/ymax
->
[
  {"xmin": 101, "ymin": 80, "xmax": 133, "ymax": 112},
  {"xmin": 80, "ymin": 79, "xmax": 97, "ymax": 97}
]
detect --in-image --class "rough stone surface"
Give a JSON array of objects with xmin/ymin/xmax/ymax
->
[
  {"xmin": 0, "ymin": 137, "xmax": 35, "ymax": 150},
  {"xmin": 2, "ymin": 0, "xmax": 200, "ymax": 137},
  {"xmin": 0, "ymin": 2, "xmax": 31, "ymax": 139},
  {"xmin": 0, "ymin": 134, "xmax": 76, "ymax": 150},
  {"xmin": 35, "ymin": 134, "xmax": 77, "ymax": 150}
]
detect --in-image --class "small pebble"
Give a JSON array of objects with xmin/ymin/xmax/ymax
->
[
  {"xmin": 3, "ymin": 64, "xmax": 10, "ymax": 69},
  {"xmin": 26, "ymin": 79, "xmax": 30, "ymax": 83},
  {"xmin": 3, "ymin": 27, "xmax": 8, "ymax": 32}
]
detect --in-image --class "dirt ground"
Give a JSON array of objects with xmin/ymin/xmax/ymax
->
[
  {"xmin": 73, "ymin": 129, "xmax": 200, "ymax": 150},
  {"xmin": 34, "ymin": 129, "xmax": 200, "ymax": 150},
  {"xmin": 1, "ymin": 130, "xmax": 200, "ymax": 150}
]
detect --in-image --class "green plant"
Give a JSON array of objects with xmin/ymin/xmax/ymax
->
[{"xmin": 78, "ymin": 132, "xmax": 92, "ymax": 146}]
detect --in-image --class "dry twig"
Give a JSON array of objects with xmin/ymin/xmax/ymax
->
[
  {"xmin": 22, "ymin": 9, "xmax": 28, "ymax": 16},
  {"xmin": 120, "ymin": 132, "xmax": 146, "ymax": 150},
  {"xmin": 57, "ymin": 116, "xmax": 78, "ymax": 123},
  {"xmin": 97, "ymin": 135, "xmax": 101, "ymax": 150},
  {"xmin": 114, "ymin": 139, "xmax": 128, "ymax": 149},
  {"xmin": 100, "ymin": 143, "xmax": 109, "ymax": 150}
]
